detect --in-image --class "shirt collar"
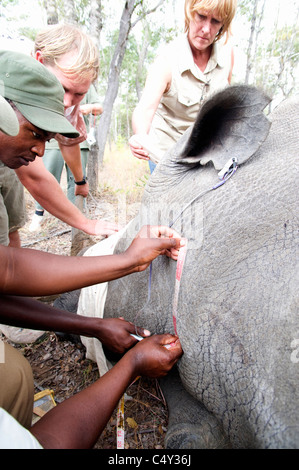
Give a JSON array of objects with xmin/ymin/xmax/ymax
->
[
  {"xmin": 178, "ymin": 34, "xmax": 226, "ymax": 77},
  {"xmin": 177, "ymin": 35, "xmax": 193, "ymax": 74},
  {"xmin": 206, "ymin": 40, "xmax": 227, "ymax": 71}
]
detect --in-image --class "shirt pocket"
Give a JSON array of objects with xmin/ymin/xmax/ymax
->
[{"xmin": 177, "ymin": 90, "xmax": 201, "ymax": 108}]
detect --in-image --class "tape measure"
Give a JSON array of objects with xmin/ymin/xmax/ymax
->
[
  {"xmin": 117, "ymin": 395, "xmax": 125, "ymax": 449},
  {"xmin": 117, "ymin": 378, "xmax": 140, "ymax": 449},
  {"xmin": 172, "ymin": 240, "xmax": 188, "ymax": 336}
]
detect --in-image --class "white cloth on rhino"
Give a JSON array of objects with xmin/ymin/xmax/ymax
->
[{"xmin": 77, "ymin": 224, "xmax": 131, "ymax": 376}]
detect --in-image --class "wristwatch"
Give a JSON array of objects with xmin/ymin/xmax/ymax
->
[{"xmin": 75, "ymin": 176, "xmax": 88, "ymax": 185}]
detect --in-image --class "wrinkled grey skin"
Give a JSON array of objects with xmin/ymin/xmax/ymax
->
[
  {"xmin": 103, "ymin": 86, "xmax": 299, "ymax": 449},
  {"xmin": 56, "ymin": 86, "xmax": 299, "ymax": 448}
]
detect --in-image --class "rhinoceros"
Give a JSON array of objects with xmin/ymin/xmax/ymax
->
[{"xmin": 56, "ymin": 86, "xmax": 299, "ymax": 449}]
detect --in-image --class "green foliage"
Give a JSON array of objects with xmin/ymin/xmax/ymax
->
[
  {"xmin": 135, "ymin": 172, "xmax": 149, "ymax": 189},
  {"xmin": 237, "ymin": 0, "xmax": 255, "ymax": 18},
  {"xmin": 18, "ymin": 27, "xmax": 38, "ymax": 41},
  {"xmin": 268, "ymin": 27, "xmax": 299, "ymax": 63},
  {"xmin": 0, "ymin": 0, "xmax": 19, "ymax": 8},
  {"xmin": 45, "ymin": 0, "xmax": 90, "ymax": 25},
  {"xmin": 254, "ymin": 25, "xmax": 299, "ymax": 100},
  {"xmin": 3, "ymin": 0, "xmax": 298, "ymax": 143}
]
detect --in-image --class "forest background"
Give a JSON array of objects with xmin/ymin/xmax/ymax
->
[{"xmin": 1, "ymin": 0, "xmax": 298, "ymax": 191}]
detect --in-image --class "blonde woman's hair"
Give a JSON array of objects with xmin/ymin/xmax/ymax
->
[
  {"xmin": 34, "ymin": 24, "xmax": 99, "ymax": 82},
  {"xmin": 184, "ymin": 0, "xmax": 237, "ymax": 42}
]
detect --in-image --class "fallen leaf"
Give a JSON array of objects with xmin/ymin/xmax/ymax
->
[{"xmin": 126, "ymin": 417, "xmax": 138, "ymax": 429}]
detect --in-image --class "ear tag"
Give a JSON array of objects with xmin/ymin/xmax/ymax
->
[{"xmin": 218, "ymin": 157, "xmax": 238, "ymax": 180}]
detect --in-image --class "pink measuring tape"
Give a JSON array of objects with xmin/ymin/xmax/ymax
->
[{"xmin": 172, "ymin": 239, "xmax": 188, "ymax": 336}]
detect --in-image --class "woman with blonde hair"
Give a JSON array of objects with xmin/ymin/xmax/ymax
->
[{"xmin": 129, "ymin": 0, "xmax": 237, "ymax": 171}]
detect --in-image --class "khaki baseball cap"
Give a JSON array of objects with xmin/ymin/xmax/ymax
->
[
  {"xmin": 0, "ymin": 94, "xmax": 19, "ymax": 136},
  {"xmin": 0, "ymin": 50, "xmax": 80, "ymax": 138}
]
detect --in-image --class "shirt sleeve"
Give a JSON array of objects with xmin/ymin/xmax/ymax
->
[{"xmin": 0, "ymin": 408, "xmax": 43, "ymax": 449}]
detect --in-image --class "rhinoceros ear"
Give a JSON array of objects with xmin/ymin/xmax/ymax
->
[{"xmin": 178, "ymin": 85, "xmax": 271, "ymax": 170}]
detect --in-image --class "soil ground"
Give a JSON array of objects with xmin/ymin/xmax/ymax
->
[{"xmin": 2, "ymin": 148, "xmax": 169, "ymax": 449}]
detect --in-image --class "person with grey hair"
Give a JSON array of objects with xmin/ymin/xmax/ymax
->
[{"xmin": 28, "ymin": 24, "xmax": 104, "ymax": 231}]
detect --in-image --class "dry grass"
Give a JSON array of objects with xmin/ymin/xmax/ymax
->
[
  {"xmin": 90, "ymin": 144, "xmax": 151, "ymax": 228},
  {"xmin": 99, "ymin": 144, "xmax": 150, "ymax": 202},
  {"xmin": 21, "ymin": 144, "xmax": 151, "ymax": 247}
]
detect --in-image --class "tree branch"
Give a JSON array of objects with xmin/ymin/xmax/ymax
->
[{"xmin": 131, "ymin": 0, "xmax": 165, "ymax": 29}]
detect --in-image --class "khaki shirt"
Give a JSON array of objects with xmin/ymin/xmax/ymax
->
[{"xmin": 149, "ymin": 35, "xmax": 233, "ymax": 160}]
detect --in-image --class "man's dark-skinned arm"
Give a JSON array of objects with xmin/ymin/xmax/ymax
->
[
  {"xmin": 30, "ymin": 334, "xmax": 183, "ymax": 449},
  {"xmin": 0, "ymin": 225, "xmax": 185, "ymax": 351},
  {"xmin": 0, "ymin": 295, "xmax": 149, "ymax": 354},
  {"xmin": 1, "ymin": 225, "xmax": 184, "ymax": 296}
]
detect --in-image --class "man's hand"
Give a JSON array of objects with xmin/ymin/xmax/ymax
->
[
  {"xmin": 129, "ymin": 334, "xmax": 183, "ymax": 378},
  {"xmin": 80, "ymin": 103, "xmax": 103, "ymax": 116},
  {"xmin": 93, "ymin": 317, "xmax": 150, "ymax": 354},
  {"xmin": 80, "ymin": 218, "xmax": 120, "ymax": 237},
  {"xmin": 125, "ymin": 225, "xmax": 185, "ymax": 272}
]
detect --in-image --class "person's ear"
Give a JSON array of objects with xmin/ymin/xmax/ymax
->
[{"xmin": 35, "ymin": 50, "xmax": 44, "ymax": 64}]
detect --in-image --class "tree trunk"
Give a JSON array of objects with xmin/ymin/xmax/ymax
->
[
  {"xmin": 245, "ymin": 0, "xmax": 258, "ymax": 84},
  {"xmin": 97, "ymin": 0, "xmax": 139, "ymax": 167},
  {"xmin": 136, "ymin": 20, "xmax": 150, "ymax": 100},
  {"xmin": 42, "ymin": 0, "xmax": 59, "ymax": 24},
  {"xmin": 62, "ymin": 0, "xmax": 79, "ymax": 24},
  {"xmin": 87, "ymin": 0, "xmax": 103, "ymax": 194},
  {"xmin": 89, "ymin": 0, "xmax": 103, "ymax": 50},
  {"xmin": 88, "ymin": 140, "xmax": 100, "ymax": 194}
]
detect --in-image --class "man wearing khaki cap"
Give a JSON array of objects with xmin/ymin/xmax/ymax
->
[
  {"xmin": 0, "ymin": 49, "xmax": 118, "ymax": 248},
  {"xmin": 0, "ymin": 50, "xmax": 81, "ymax": 247},
  {"xmin": 0, "ymin": 95, "xmax": 19, "ymax": 137},
  {"xmin": 0, "ymin": 81, "xmax": 183, "ymax": 448},
  {"xmin": 0, "ymin": 84, "xmax": 75, "ymax": 436}
]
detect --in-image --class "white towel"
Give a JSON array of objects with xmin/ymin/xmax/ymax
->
[{"xmin": 77, "ymin": 225, "xmax": 130, "ymax": 376}]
